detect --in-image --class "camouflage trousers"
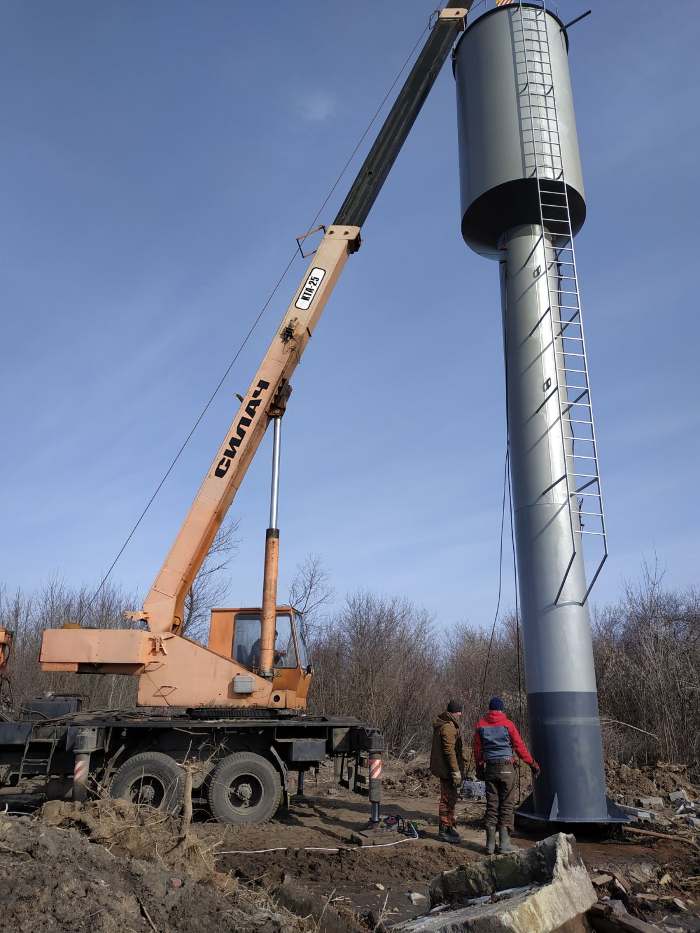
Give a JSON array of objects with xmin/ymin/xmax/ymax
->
[{"xmin": 438, "ymin": 778, "xmax": 458, "ymax": 827}]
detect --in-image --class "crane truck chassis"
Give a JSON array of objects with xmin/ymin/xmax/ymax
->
[
  {"xmin": 0, "ymin": 694, "xmax": 384, "ymax": 824},
  {"xmin": 0, "ymin": 4, "xmax": 471, "ymax": 822}
]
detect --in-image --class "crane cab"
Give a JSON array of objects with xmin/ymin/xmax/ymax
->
[{"xmin": 207, "ymin": 606, "xmax": 312, "ymax": 704}]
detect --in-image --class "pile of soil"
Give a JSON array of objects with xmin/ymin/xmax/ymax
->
[
  {"xmin": 605, "ymin": 761, "xmax": 658, "ymax": 798},
  {"xmin": 38, "ymin": 798, "xmax": 207, "ymax": 874},
  {"xmin": 379, "ymin": 755, "xmax": 535, "ymax": 800},
  {"xmin": 647, "ymin": 762, "xmax": 700, "ymax": 797},
  {"xmin": 382, "ymin": 761, "xmax": 437, "ymax": 799},
  {"xmin": 605, "ymin": 759, "xmax": 700, "ymax": 802},
  {"xmin": 0, "ymin": 803, "xmax": 310, "ymax": 932}
]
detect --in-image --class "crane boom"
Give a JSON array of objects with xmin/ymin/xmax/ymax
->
[
  {"xmin": 138, "ymin": 3, "xmax": 470, "ymax": 637},
  {"xmin": 39, "ymin": 4, "xmax": 469, "ymax": 707},
  {"xmin": 141, "ymin": 225, "xmax": 359, "ymax": 635}
]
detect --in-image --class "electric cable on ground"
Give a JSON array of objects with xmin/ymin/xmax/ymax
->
[
  {"xmin": 78, "ymin": 19, "xmax": 432, "ymax": 621},
  {"xmin": 214, "ymin": 838, "xmax": 416, "ymax": 856}
]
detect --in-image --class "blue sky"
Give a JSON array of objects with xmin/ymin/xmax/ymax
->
[{"xmin": 2, "ymin": 0, "xmax": 698, "ymax": 630}]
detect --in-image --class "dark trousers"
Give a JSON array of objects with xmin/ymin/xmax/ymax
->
[
  {"xmin": 484, "ymin": 759, "xmax": 517, "ymax": 830},
  {"xmin": 438, "ymin": 778, "xmax": 458, "ymax": 827}
]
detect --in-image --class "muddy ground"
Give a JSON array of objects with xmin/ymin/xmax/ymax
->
[
  {"xmin": 0, "ymin": 758, "xmax": 698, "ymax": 931},
  {"xmin": 207, "ymin": 771, "xmax": 700, "ymax": 928}
]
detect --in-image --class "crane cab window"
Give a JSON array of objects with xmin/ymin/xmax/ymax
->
[
  {"xmin": 231, "ymin": 614, "xmax": 260, "ymax": 667},
  {"xmin": 274, "ymin": 613, "xmax": 297, "ymax": 669},
  {"xmin": 232, "ymin": 611, "xmax": 299, "ymax": 670}
]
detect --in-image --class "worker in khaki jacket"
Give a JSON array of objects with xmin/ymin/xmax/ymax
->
[
  {"xmin": 473, "ymin": 697, "xmax": 540, "ymax": 854},
  {"xmin": 430, "ymin": 700, "xmax": 468, "ymax": 843}
]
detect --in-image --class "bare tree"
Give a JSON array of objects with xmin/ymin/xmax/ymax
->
[
  {"xmin": 308, "ymin": 591, "xmax": 442, "ymax": 754},
  {"xmin": 0, "ymin": 520, "xmax": 239, "ymax": 712},
  {"xmin": 288, "ymin": 554, "xmax": 334, "ymax": 640},
  {"xmin": 0, "ymin": 578, "xmax": 139, "ymax": 713},
  {"xmin": 444, "ymin": 613, "xmax": 528, "ymax": 755},
  {"xmin": 593, "ymin": 560, "xmax": 700, "ymax": 766},
  {"xmin": 2, "ymin": 556, "xmax": 698, "ymax": 772},
  {"xmin": 182, "ymin": 519, "xmax": 240, "ymax": 642}
]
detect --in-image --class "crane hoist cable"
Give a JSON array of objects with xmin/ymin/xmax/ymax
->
[{"xmin": 78, "ymin": 17, "xmax": 433, "ymax": 621}]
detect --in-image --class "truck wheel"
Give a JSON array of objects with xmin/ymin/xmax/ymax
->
[
  {"xmin": 208, "ymin": 752, "xmax": 282, "ymax": 825},
  {"xmin": 110, "ymin": 751, "xmax": 183, "ymax": 813}
]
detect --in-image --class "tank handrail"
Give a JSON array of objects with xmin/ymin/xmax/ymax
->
[{"xmin": 466, "ymin": 0, "xmax": 561, "ymax": 29}]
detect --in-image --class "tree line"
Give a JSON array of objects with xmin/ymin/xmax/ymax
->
[{"xmin": 1, "ymin": 542, "xmax": 698, "ymax": 772}]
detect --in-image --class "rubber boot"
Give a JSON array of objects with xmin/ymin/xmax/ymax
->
[
  {"xmin": 498, "ymin": 826, "xmax": 513, "ymax": 853},
  {"xmin": 485, "ymin": 826, "xmax": 496, "ymax": 854},
  {"xmin": 439, "ymin": 824, "xmax": 460, "ymax": 844}
]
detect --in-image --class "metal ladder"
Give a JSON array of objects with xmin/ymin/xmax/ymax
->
[
  {"xmin": 513, "ymin": 1, "xmax": 607, "ymax": 604},
  {"xmin": 18, "ymin": 731, "xmax": 58, "ymax": 783}
]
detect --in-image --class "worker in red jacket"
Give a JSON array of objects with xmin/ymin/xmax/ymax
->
[{"xmin": 473, "ymin": 697, "xmax": 540, "ymax": 854}]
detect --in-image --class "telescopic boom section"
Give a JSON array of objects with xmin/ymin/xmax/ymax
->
[{"xmin": 137, "ymin": 4, "xmax": 469, "ymax": 637}]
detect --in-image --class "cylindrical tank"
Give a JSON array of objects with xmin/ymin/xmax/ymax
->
[
  {"xmin": 454, "ymin": 4, "xmax": 585, "ymax": 257},
  {"xmin": 454, "ymin": 3, "xmax": 620, "ymax": 824}
]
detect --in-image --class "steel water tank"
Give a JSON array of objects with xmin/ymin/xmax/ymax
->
[{"xmin": 454, "ymin": 4, "xmax": 585, "ymax": 257}]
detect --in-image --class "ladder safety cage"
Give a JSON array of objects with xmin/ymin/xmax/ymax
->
[{"xmin": 513, "ymin": 0, "xmax": 607, "ymax": 605}]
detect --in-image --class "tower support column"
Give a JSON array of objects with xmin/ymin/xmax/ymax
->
[{"xmin": 501, "ymin": 224, "xmax": 609, "ymax": 822}]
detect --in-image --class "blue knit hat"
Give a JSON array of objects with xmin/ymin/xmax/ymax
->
[{"xmin": 489, "ymin": 696, "xmax": 505, "ymax": 711}]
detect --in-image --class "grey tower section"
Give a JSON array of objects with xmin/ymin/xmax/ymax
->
[
  {"xmin": 454, "ymin": 5, "xmax": 621, "ymax": 823},
  {"xmin": 500, "ymin": 226, "xmax": 607, "ymax": 821}
]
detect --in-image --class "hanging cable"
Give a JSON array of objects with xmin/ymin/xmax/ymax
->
[
  {"xmin": 78, "ymin": 20, "xmax": 433, "ymax": 620},
  {"xmin": 508, "ymin": 464, "xmax": 524, "ymax": 733},
  {"xmin": 497, "ymin": 261, "xmax": 526, "ymax": 798},
  {"xmin": 507, "ymin": 458, "xmax": 525, "ymax": 801},
  {"xmin": 479, "ymin": 448, "xmax": 510, "ymax": 703}
]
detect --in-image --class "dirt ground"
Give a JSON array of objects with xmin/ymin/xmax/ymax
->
[
  {"xmin": 0, "ymin": 757, "xmax": 698, "ymax": 931},
  {"xmin": 207, "ymin": 775, "xmax": 700, "ymax": 929},
  {"xmin": 0, "ymin": 807, "xmax": 306, "ymax": 932}
]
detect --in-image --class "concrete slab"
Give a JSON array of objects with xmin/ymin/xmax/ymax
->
[
  {"xmin": 394, "ymin": 833, "xmax": 596, "ymax": 932},
  {"xmin": 616, "ymin": 805, "xmax": 655, "ymax": 823},
  {"xmin": 634, "ymin": 797, "xmax": 664, "ymax": 810}
]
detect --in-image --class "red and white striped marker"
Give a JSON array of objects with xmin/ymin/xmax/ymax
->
[
  {"xmin": 74, "ymin": 758, "xmax": 88, "ymax": 782},
  {"xmin": 369, "ymin": 758, "xmax": 382, "ymax": 780}
]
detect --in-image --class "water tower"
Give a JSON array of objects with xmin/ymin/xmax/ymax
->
[{"xmin": 454, "ymin": 2, "xmax": 622, "ymax": 823}]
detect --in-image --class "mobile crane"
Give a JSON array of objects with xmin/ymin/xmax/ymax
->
[{"xmin": 0, "ymin": 2, "xmax": 470, "ymax": 824}]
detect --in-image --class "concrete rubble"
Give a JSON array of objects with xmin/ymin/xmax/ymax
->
[
  {"xmin": 588, "ymin": 900, "xmax": 663, "ymax": 933},
  {"xmin": 394, "ymin": 833, "xmax": 596, "ymax": 932},
  {"xmin": 634, "ymin": 797, "xmax": 664, "ymax": 811},
  {"xmin": 618, "ymin": 805, "xmax": 656, "ymax": 823}
]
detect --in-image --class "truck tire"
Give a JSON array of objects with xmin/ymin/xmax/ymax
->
[
  {"xmin": 110, "ymin": 751, "xmax": 183, "ymax": 813},
  {"xmin": 208, "ymin": 752, "xmax": 282, "ymax": 825}
]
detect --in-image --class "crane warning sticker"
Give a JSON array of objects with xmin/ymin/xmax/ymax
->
[{"xmin": 295, "ymin": 267, "xmax": 326, "ymax": 311}]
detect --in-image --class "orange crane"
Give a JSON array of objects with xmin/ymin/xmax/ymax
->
[
  {"xmin": 0, "ymin": 3, "xmax": 470, "ymax": 824},
  {"xmin": 39, "ymin": 3, "xmax": 470, "ymax": 713}
]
